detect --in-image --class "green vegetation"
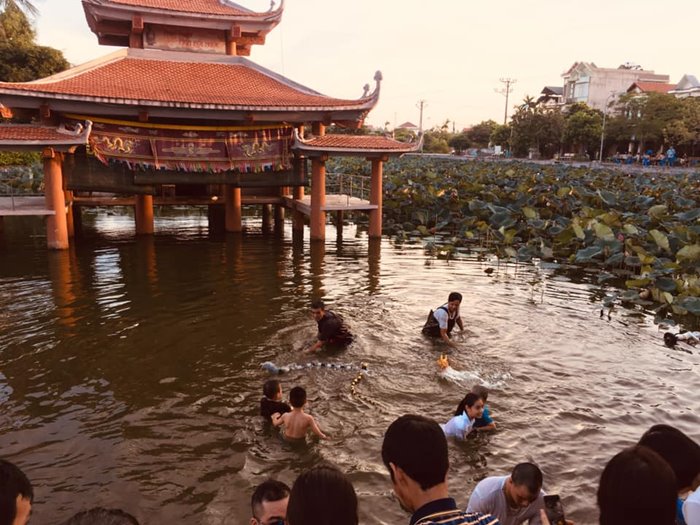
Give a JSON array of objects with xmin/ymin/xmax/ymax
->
[
  {"xmin": 329, "ymin": 156, "xmax": 700, "ymax": 317},
  {"xmin": 0, "ymin": 3, "xmax": 68, "ymax": 83}
]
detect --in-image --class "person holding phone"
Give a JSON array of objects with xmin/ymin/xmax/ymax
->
[{"xmin": 466, "ymin": 463, "xmax": 546, "ymax": 525}]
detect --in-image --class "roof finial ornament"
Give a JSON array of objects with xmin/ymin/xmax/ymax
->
[
  {"xmin": 270, "ymin": 0, "xmax": 275, "ymax": 10},
  {"xmin": 362, "ymin": 84, "xmax": 370, "ymax": 97}
]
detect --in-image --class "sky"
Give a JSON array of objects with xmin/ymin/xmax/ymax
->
[{"xmin": 32, "ymin": 0, "xmax": 700, "ymax": 131}]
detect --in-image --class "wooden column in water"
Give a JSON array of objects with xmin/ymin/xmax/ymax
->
[
  {"xmin": 369, "ymin": 157, "xmax": 385, "ymax": 238},
  {"xmin": 310, "ymin": 156, "xmax": 327, "ymax": 241},
  {"xmin": 292, "ymin": 124, "xmax": 306, "ymax": 234},
  {"xmin": 262, "ymin": 204, "xmax": 272, "ymax": 233},
  {"xmin": 65, "ymin": 190, "xmax": 75, "ymax": 238},
  {"xmin": 42, "ymin": 148, "xmax": 69, "ymax": 250},
  {"xmin": 274, "ymin": 186, "xmax": 286, "ymax": 233},
  {"xmin": 310, "ymin": 122, "xmax": 327, "ymax": 241},
  {"xmin": 135, "ymin": 194, "xmax": 154, "ymax": 235},
  {"xmin": 225, "ymin": 186, "xmax": 242, "ymax": 232}
]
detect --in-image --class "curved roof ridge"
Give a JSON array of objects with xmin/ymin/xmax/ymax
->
[
  {"xmin": 7, "ymin": 50, "xmax": 128, "ymax": 85},
  {"xmin": 84, "ymin": 0, "xmax": 285, "ymax": 18}
]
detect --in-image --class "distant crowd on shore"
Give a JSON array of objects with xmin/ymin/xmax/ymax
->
[{"xmin": 2, "ymin": 293, "xmax": 699, "ymax": 524}]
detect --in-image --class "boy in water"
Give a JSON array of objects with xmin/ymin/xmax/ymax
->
[
  {"xmin": 664, "ymin": 331, "xmax": 700, "ymax": 346},
  {"xmin": 272, "ymin": 386, "xmax": 328, "ymax": 441},
  {"xmin": 472, "ymin": 384, "xmax": 497, "ymax": 432},
  {"xmin": 260, "ymin": 379, "xmax": 291, "ymax": 421}
]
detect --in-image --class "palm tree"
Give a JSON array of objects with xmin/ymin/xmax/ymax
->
[{"xmin": 0, "ymin": 0, "xmax": 37, "ymax": 17}]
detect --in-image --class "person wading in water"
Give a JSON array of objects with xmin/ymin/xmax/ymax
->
[
  {"xmin": 422, "ymin": 292, "xmax": 465, "ymax": 348},
  {"xmin": 303, "ymin": 300, "xmax": 354, "ymax": 354}
]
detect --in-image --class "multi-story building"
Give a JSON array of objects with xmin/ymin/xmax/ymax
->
[{"xmin": 562, "ymin": 62, "xmax": 669, "ymax": 110}]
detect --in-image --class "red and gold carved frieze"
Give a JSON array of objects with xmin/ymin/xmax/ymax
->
[{"xmin": 72, "ymin": 118, "xmax": 293, "ymax": 173}]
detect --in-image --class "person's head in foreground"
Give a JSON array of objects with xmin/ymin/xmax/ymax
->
[
  {"xmin": 250, "ymin": 479, "xmax": 290, "ymax": 525},
  {"xmin": 0, "ymin": 459, "xmax": 33, "ymax": 525},
  {"xmin": 286, "ymin": 463, "xmax": 358, "ymax": 525},
  {"xmin": 62, "ymin": 507, "xmax": 140, "ymax": 525},
  {"xmin": 381, "ymin": 414, "xmax": 449, "ymax": 513},
  {"xmin": 597, "ymin": 445, "xmax": 676, "ymax": 525},
  {"xmin": 638, "ymin": 424, "xmax": 700, "ymax": 493},
  {"xmin": 503, "ymin": 462, "xmax": 543, "ymax": 509}
]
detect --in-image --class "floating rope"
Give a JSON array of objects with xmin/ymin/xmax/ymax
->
[{"xmin": 261, "ymin": 360, "xmax": 366, "ymax": 375}]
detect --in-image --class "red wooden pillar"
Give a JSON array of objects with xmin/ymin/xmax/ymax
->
[
  {"xmin": 225, "ymin": 185, "xmax": 242, "ymax": 232},
  {"xmin": 42, "ymin": 148, "xmax": 69, "ymax": 250},
  {"xmin": 369, "ymin": 157, "xmax": 385, "ymax": 238},
  {"xmin": 135, "ymin": 194, "xmax": 154, "ymax": 235},
  {"xmin": 262, "ymin": 203, "xmax": 272, "ymax": 233},
  {"xmin": 65, "ymin": 190, "xmax": 75, "ymax": 238},
  {"xmin": 310, "ymin": 156, "xmax": 327, "ymax": 241}
]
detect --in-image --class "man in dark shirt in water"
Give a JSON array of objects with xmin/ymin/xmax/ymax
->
[
  {"xmin": 260, "ymin": 379, "xmax": 291, "ymax": 420},
  {"xmin": 303, "ymin": 300, "xmax": 353, "ymax": 353}
]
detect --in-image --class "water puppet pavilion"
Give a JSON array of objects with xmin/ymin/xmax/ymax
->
[{"xmin": 0, "ymin": 0, "xmax": 418, "ymax": 249}]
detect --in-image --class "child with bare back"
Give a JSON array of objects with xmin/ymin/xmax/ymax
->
[{"xmin": 272, "ymin": 386, "xmax": 328, "ymax": 441}]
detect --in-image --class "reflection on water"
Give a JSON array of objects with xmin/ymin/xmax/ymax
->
[{"xmin": 0, "ymin": 211, "xmax": 699, "ymax": 524}]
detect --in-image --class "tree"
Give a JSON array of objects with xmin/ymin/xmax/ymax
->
[
  {"xmin": 0, "ymin": 2, "xmax": 33, "ymax": 44},
  {"xmin": 423, "ymin": 127, "xmax": 451, "ymax": 153},
  {"xmin": 490, "ymin": 124, "xmax": 511, "ymax": 151},
  {"xmin": 0, "ymin": 5, "xmax": 68, "ymax": 82},
  {"xmin": 614, "ymin": 92, "xmax": 684, "ymax": 152},
  {"xmin": 510, "ymin": 106, "xmax": 563, "ymax": 158},
  {"xmin": 465, "ymin": 120, "xmax": 497, "ymax": 148},
  {"xmin": 563, "ymin": 102, "xmax": 602, "ymax": 156},
  {"xmin": 0, "ymin": 0, "xmax": 37, "ymax": 18},
  {"xmin": 448, "ymin": 132, "xmax": 470, "ymax": 154}
]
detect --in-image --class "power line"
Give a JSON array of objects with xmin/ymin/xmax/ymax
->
[{"xmin": 495, "ymin": 78, "xmax": 517, "ymax": 125}]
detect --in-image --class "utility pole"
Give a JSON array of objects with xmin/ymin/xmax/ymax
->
[
  {"xmin": 495, "ymin": 78, "xmax": 517, "ymax": 125},
  {"xmin": 416, "ymin": 99, "xmax": 427, "ymax": 133}
]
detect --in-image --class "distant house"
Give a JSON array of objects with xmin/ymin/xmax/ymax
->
[
  {"xmin": 627, "ymin": 82, "xmax": 675, "ymax": 95},
  {"xmin": 562, "ymin": 62, "xmax": 670, "ymax": 110},
  {"xmin": 396, "ymin": 121, "xmax": 419, "ymax": 132},
  {"xmin": 536, "ymin": 86, "xmax": 563, "ymax": 108},
  {"xmin": 669, "ymin": 75, "xmax": 700, "ymax": 98}
]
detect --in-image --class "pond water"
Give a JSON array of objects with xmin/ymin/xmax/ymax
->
[{"xmin": 1, "ymin": 210, "xmax": 698, "ymax": 525}]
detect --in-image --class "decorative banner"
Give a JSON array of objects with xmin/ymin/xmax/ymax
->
[{"xmin": 66, "ymin": 118, "xmax": 294, "ymax": 174}]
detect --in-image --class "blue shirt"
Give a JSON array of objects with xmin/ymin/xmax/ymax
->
[
  {"xmin": 474, "ymin": 406, "xmax": 494, "ymax": 428},
  {"xmin": 410, "ymin": 497, "xmax": 500, "ymax": 525}
]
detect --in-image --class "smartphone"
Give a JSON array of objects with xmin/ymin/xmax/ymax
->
[{"xmin": 544, "ymin": 494, "xmax": 566, "ymax": 525}]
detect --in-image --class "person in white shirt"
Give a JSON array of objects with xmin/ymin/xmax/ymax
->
[
  {"xmin": 467, "ymin": 463, "xmax": 545, "ymax": 525},
  {"xmin": 422, "ymin": 292, "xmax": 465, "ymax": 347},
  {"xmin": 664, "ymin": 331, "xmax": 700, "ymax": 346},
  {"xmin": 441, "ymin": 392, "xmax": 484, "ymax": 440}
]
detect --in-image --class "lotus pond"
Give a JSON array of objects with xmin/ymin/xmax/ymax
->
[{"xmin": 331, "ymin": 156, "xmax": 700, "ymax": 321}]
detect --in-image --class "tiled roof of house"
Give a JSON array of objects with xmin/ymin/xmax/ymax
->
[
  {"xmin": 91, "ymin": 0, "xmax": 254, "ymax": 16},
  {"xmin": 0, "ymin": 122, "xmax": 92, "ymax": 150},
  {"xmin": 293, "ymin": 131, "xmax": 421, "ymax": 156},
  {"xmin": 0, "ymin": 50, "xmax": 379, "ymax": 112},
  {"xmin": 629, "ymin": 82, "xmax": 675, "ymax": 94}
]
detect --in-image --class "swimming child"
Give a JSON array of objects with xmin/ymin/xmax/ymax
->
[
  {"xmin": 272, "ymin": 386, "xmax": 328, "ymax": 441},
  {"xmin": 471, "ymin": 385, "xmax": 496, "ymax": 432},
  {"xmin": 441, "ymin": 392, "xmax": 484, "ymax": 440},
  {"xmin": 664, "ymin": 331, "xmax": 700, "ymax": 346},
  {"xmin": 260, "ymin": 379, "xmax": 292, "ymax": 421}
]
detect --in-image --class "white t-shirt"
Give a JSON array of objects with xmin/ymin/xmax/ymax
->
[
  {"xmin": 434, "ymin": 304, "xmax": 460, "ymax": 330},
  {"xmin": 684, "ymin": 487, "xmax": 700, "ymax": 525},
  {"xmin": 677, "ymin": 331, "xmax": 700, "ymax": 343},
  {"xmin": 467, "ymin": 475, "xmax": 545, "ymax": 525},
  {"xmin": 441, "ymin": 411, "xmax": 474, "ymax": 439}
]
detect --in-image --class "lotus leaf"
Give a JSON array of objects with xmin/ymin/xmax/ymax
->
[
  {"xmin": 648, "ymin": 205, "xmax": 668, "ymax": 219},
  {"xmin": 676, "ymin": 244, "xmax": 700, "ymax": 263},
  {"xmin": 598, "ymin": 189, "xmax": 617, "ymax": 206},
  {"xmin": 605, "ymin": 253, "xmax": 625, "ymax": 266},
  {"xmin": 675, "ymin": 209, "xmax": 700, "ymax": 221},
  {"xmin": 623, "ymin": 224, "xmax": 640, "ymax": 235},
  {"xmin": 575, "ymin": 246, "xmax": 603, "ymax": 262},
  {"xmin": 649, "ymin": 230, "xmax": 671, "ymax": 253},
  {"xmin": 572, "ymin": 220, "xmax": 585, "ymax": 240},
  {"xmin": 504, "ymin": 247, "xmax": 517, "ymax": 258},
  {"xmin": 522, "ymin": 206, "xmax": 538, "ymax": 219},
  {"xmin": 593, "ymin": 222, "xmax": 615, "ymax": 241},
  {"xmin": 417, "ymin": 225, "xmax": 429, "ymax": 236},
  {"xmin": 626, "ymin": 278, "xmax": 651, "ymax": 288},
  {"xmin": 677, "ymin": 297, "xmax": 700, "ymax": 315},
  {"xmin": 655, "ymin": 277, "xmax": 677, "ymax": 292}
]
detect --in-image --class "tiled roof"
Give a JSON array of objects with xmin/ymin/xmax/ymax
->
[
  {"xmin": 0, "ymin": 122, "xmax": 91, "ymax": 149},
  {"xmin": 293, "ymin": 131, "xmax": 421, "ymax": 156},
  {"xmin": 100, "ymin": 0, "xmax": 251, "ymax": 16},
  {"xmin": 629, "ymin": 82, "xmax": 675, "ymax": 94},
  {"xmin": 0, "ymin": 51, "xmax": 378, "ymax": 112},
  {"xmin": 301, "ymin": 135, "xmax": 417, "ymax": 151}
]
